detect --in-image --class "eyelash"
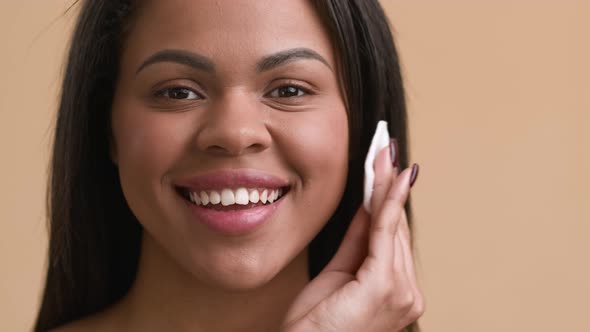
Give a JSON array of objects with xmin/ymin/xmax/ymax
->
[
  {"xmin": 155, "ymin": 87, "xmax": 202, "ymax": 100},
  {"xmin": 154, "ymin": 83, "xmax": 313, "ymax": 101},
  {"xmin": 266, "ymin": 83, "xmax": 312, "ymax": 98}
]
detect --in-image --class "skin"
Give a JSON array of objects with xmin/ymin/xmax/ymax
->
[
  {"xmin": 57, "ymin": 0, "xmax": 348, "ymax": 331},
  {"xmin": 53, "ymin": 0, "xmax": 424, "ymax": 331}
]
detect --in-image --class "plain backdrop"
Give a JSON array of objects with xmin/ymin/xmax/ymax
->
[{"xmin": 1, "ymin": 1, "xmax": 588, "ymax": 331}]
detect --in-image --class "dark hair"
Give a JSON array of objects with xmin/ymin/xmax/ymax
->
[{"xmin": 35, "ymin": 1, "xmax": 419, "ymax": 331}]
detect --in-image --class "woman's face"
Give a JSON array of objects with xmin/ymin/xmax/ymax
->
[{"xmin": 111, "ymin": 0, "xmax": 349, "ymax": 289}]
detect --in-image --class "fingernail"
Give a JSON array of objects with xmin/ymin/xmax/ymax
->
[
  {"xmin": 389, "ymin": 138, "xmax": 399, "ymax": 169},
  {"xmin": 409, "ymin": 163, "xmax": 419, "ymax": 188}
]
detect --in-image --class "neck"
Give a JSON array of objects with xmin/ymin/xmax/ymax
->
[{"xmin": 114, "ymin": 232, "xmax": 310, "ymax": 332}]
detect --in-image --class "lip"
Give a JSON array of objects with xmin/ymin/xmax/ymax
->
[
  {"xmin": 174, "ymin": 168, "xmax": 291, "ymax": 191},
  {"xmin": 174, "ymin": 168, "xmax": 291, "ymax": 236},
  {"xmin": 181, "ymin": 195, "xmax": 286, "ymax": 236}
]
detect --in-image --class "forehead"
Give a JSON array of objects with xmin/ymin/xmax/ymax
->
[{"xmin": 123, "ymin": 0, "xmax": 335, "ymax": 69}]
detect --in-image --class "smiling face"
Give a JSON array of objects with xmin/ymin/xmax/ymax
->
[{"xmin": 111, "ymin": 0, "xmax": 349, "ymax": 289}]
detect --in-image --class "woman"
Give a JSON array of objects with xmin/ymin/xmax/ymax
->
[{"xmin": 35, "ymin": 0, "xmax": 423, "ymax": 331}]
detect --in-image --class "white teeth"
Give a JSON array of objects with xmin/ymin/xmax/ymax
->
[
  {"xmin": 209, "ymin": 190, "xmax": 221, "ymax": 205},
  {"xmin": 272, "ymin": 189, "xmax": 280, "ymax": 202},
  {"xmin": 221, "ymin": 189, "xmax": 235, "ymax": 206},
  {"xmin": 249, "ymin": 189, "xmax": 259, "ymax": 203},
  {"xmin": 260, "ymin": 189, "xmax": 268, "ymax": 204},
  {"xmin": 200, "ymin": 191, "xmax": 209, "ymax": 205},
  {"xmin": 188, "ymin": 187, "xmax": 285, "ymax": 206},
  {"xmin": 235, "ymin": 188, "xmax": 249, "ymax": 205}
]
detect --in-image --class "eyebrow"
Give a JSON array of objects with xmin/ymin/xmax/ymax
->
[
  {"xmin": 256, "ymin": 48, "xmax": 332, "ymax": 73},
  {"xmin": 135, "ymin": 49, "xmax": 215, "ymax": 75},
  {"xmin": 135, "ymin": 47, "xmax": 332, "ymax": 75}
]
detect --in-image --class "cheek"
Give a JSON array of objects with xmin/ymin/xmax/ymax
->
[
  {"xmin": 111, "ymin": 104, "xmax": 191, "ymax": 216},
  {"xmin": 277, "ymin": 102, "xmax": 349, "ymax": 227},
  {"xmin": 287, "ymin": 106, "xmax": 349, "ymax": 185}
]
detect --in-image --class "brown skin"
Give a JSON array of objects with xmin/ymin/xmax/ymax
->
[
  {"xmin": 53, "ymin": 1, "xmax": 426, "ymax": 331},
  {"xmin": 54, "ymin": 0, "xmax": 349, "ymax": 331}
]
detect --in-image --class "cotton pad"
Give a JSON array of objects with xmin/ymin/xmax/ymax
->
[{"xmin": 363, "ymin": 121, "xmax": 391, "ymax": 214}]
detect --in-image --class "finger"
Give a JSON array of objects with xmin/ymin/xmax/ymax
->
[
  {"xmin": 326, "ymin": 140, "xmax": 400, "ymax": 275},
  {"xmin": 323, "ymin": 205, "xmax": 371, "ymax": 274},
  {"xmin": 398, "ymin": 210, "xmax": 416, "ymax": 281},
  {"xmin": 392, "ymin": 228, "xmax": 415, "ymax": 312},
  {"xmin": 388, "ymin": 138, "xmax": 401, "ymax": 192},
  {"xmin": 354, "ymin": 224, "xmax": 412, "ymax": 323},
  {"xmin": 390, "ymin": 137, "xmax": 401, "ymax": 173},
  {"xmin": 370, "ymin": 145, "xmax": 394, "ymax": 217},
  {"xmin": 372, "ymin": 165, "xmax": 414, "ymax": 255},
  {"xmin": 393, "ymin": 225, "xmax": 408, "ymax": 282},
  {"xmin": 375, "ymin": 228, "xmax": 417, "ymax": 326},
  {"xmin": 398, "ymin": 210, "xmax": 425, "ymax": 314},
  {"xmin": 358, "ymin": 166, "xmax": 414, "ymax": 284}
]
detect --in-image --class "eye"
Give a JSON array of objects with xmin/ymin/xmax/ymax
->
[
  {"xmin": 156, "ymin": 87, "xmax": 201, "ymax": 100},
  {"xmin": 268, "ymin": 85, "xmax": 310, "ymax": 98}
]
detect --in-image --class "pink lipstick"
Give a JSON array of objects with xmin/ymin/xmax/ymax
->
[{"xmin": 174, "ymin": 169, "xmax": 291, "ymax": 236}]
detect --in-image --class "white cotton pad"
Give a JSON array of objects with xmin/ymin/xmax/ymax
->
[{"xmin": 363, "ymin": 121, "xmax": 391, "ymax": 214}]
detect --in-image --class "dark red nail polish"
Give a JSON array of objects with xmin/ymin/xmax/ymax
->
[
  {"xmin": 409, "ymin": 163, "xmax": 419, "ymax": 188},
  {"xmin": 389, "ymin": 138, "xmax": 399, "ymax": 169}
]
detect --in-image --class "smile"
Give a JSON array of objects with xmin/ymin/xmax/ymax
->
[
  {"xmin": 173, "ymin": 169, "xmax": 292, "ymax": 235},
  {"xmin": 176, "ymin": 186, "xmax": 289, "ymax": 211}
]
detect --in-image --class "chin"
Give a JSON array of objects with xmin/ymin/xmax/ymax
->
[{"xmin": 197, "ymin": 261, "xmax": 283, "ymax": 292}]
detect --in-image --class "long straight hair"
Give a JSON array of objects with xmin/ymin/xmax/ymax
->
[{"xmin": 35, "ymin": 1, "xmax": 419, "ymax": 331}]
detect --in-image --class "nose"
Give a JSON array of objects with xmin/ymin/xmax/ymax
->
[{"xmin": 194, "ymin": 91, "xmax": 272, "ymax": 157}]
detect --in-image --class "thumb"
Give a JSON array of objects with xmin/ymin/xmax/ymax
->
[{"xmin": 322, "ymin": 205, "xmax": 371, "ymax": 274}]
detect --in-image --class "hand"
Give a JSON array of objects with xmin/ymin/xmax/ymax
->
[{"xmin": 280, "ymin": 145, "xmax": 424, "ymax": 332}]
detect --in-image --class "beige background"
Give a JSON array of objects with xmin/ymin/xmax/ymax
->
[{"xmin": 1, "ymin": 1, "xmax": 588, "ymax": 331}]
